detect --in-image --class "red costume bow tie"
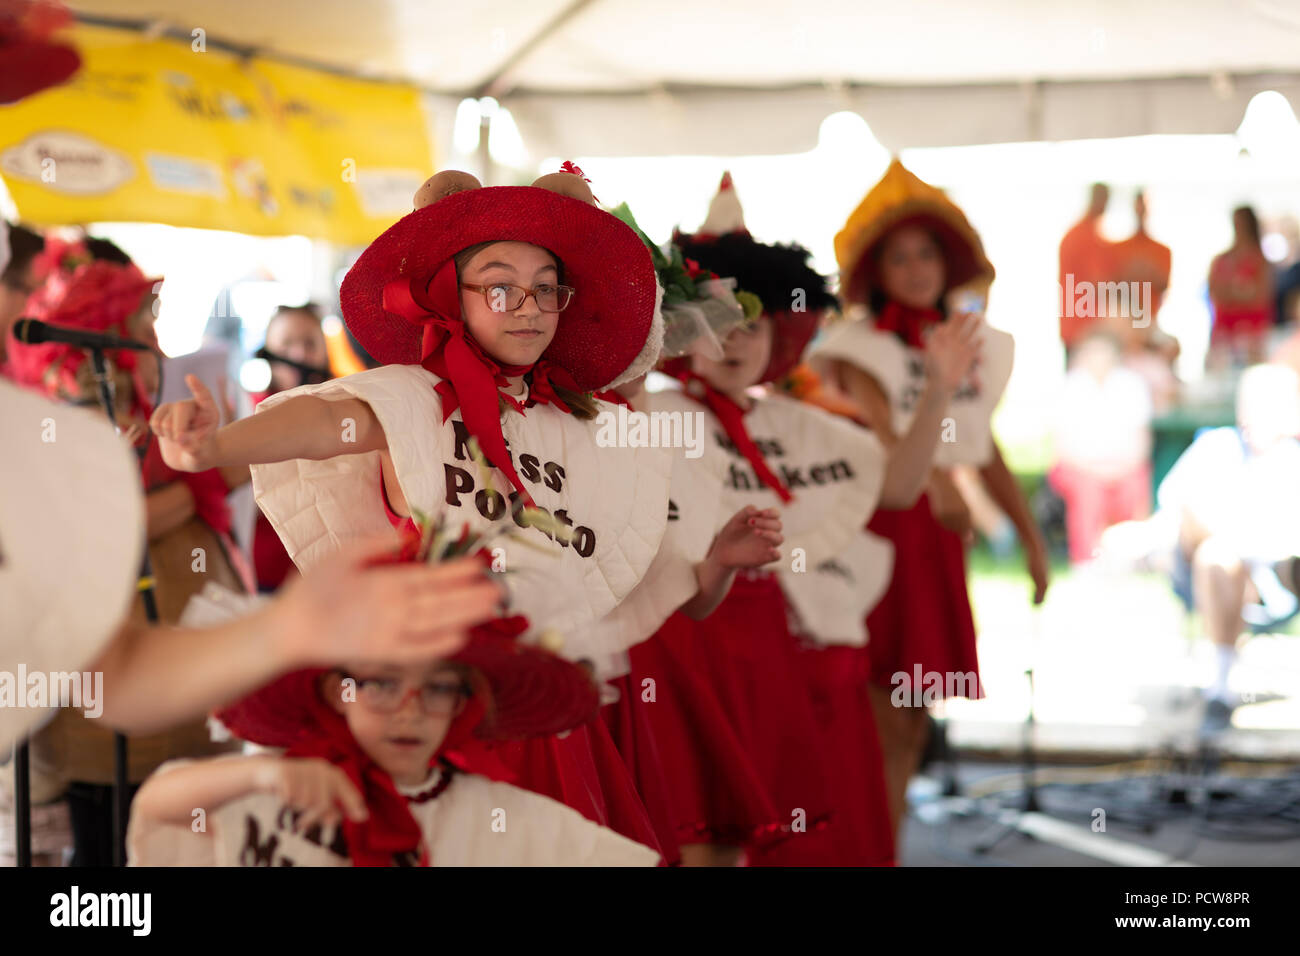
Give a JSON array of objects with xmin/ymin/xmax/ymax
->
[
  {"xmin": 287, "ymin": 726, "xmax": 433, "ymax": 867},
  {"xmin": 382, "ymin": 260, "xmax": 583, "ymax": 507},
  {"xmin": 672, "ymin": 368, "xmax": 793, "ymax": 503},
  {"xmin": 874, "ymin": 300, "xmax": 944, "ymax": 350}
]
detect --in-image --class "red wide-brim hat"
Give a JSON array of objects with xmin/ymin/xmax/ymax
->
[
  {"xmin": 340, "ymin": 173, "xmax": 662, "ymax": 392},
  {"xmin": 214, "ymin": 621, "xmax": 601, "ymax": 749}
]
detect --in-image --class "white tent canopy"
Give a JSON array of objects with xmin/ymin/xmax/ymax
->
[{"xmin": 68, "ymin": 0, "xmax": 1300, "ymax": 156}]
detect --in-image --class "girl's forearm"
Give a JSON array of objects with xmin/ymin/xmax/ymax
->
[
  {"xmin": 94, "ymin": 600, "xmax": 297, "ymax": 735},
  {"xmin": 978, "ymin": 444, "xmax": 1041, "ymax": 546},
  {"xmin": 681, "ymin": 556, "xmax": 737, "ymax": 621},
  {"xmin": 145, "ymin": 482, "xmax": 195, "ymax": 540},
  {"xmin": 218, "ymin": 463, "xmax": 252, "ymax": 491},
  {"xmin": 133, "ymin": 755, "xmax": 273, "ymax": 826},
  {"xmin": 209, "ymin": 395, "xmax": 385, "ymax": 467},
  {"xmin": 880, "ymin": 382, "xmax": 950, "ymax": 508}
]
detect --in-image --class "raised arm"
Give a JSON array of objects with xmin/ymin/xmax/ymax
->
[
  {"xmin": 133, "ymin": 754, "xmax": 367, "ymax": 833},
  {"xmin": 92, "ymin": 541, "xmax": 502, "ymax": 734},
  {"xmin": 132, "ymin": 755, "xmax": 276, "ymax": 827},
  {"xmin": 150, "ymin": 373, "xmax": 387, "ymax": 472}
]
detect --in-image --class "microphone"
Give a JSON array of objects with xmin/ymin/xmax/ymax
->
[
  {"xmin": 12, "ymin": 318, "xmax": 154, "ymax": 352},
  {"xmin": 254, "ymin": 346, "xmax": 331, "ymax": 382}
]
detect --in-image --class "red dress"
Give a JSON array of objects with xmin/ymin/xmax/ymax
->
[
  {"xmin": 864, "ymin": 493, "xmax": 982, "ymax": 699},
  {"xmin": 488, "ymin": 720, "xmax": 671, "ymax": 864},
  {"xmin": 689, "ymin": 572, "xmax": 836, "ymax": 857},
  {"xmin": 600, "ymin": 674, "xmax": 682, "ymax": 864},
  {"xmin": 618, "ymin": 610, "xmax": 784, "ymax": 849},
  {"xmin": 752, "ymin": 643, "xmax": 895, "ymax": 866}
]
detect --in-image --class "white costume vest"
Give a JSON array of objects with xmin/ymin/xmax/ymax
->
[
  {"xmin": 670, "ymin": 387, "xmax": 893, "ymax": 646},
  {"xmin": 249, "ymin": 365, "xmax": 674, "ymax": 657},
  {"xmin": 811, "ymin": 318, "xmax": 1014, "ymax": 468},
  {"xmin": 566, "ymin": 389, "xmax": 730, "ymax": 678},
  {"xmin": 128, "ymin": 757, "xmax": 658, "ymax": 867}
]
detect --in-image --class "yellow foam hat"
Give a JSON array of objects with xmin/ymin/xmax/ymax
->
[{"xmin": 835, "ymin": 158, "xmax": 994, "ymax": 305}]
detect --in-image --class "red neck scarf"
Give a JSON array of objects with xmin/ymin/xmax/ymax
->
[
  {"xmin": 671, "ymin": 368, "xmax": 793, "ymax": 503},
  {"xmin": 284, "ymin": 663, "xmax": 494, "ymax": 867},
  {"xmin": 382, "ymin": 260, "xmax": 583, "ymax": 506},
  {"xmin": 874, "ymin": 300, "xmax": 943, "ymax": 349},
  {"xmin": 593, "ymin": 388, "xmax": 631, "ymax": 408}
]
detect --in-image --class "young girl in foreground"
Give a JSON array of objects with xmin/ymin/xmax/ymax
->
[
  {"xmin": 151, "ymin": 168, "xmax": 675, "ymax": 857},
  {"xmin": 128, "ymin": 629, "xmax": 658, "ymax": 866}
]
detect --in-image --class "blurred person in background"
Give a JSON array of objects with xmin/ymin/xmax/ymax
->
[
  {"xmin": 251, "ymin": 303, "xmax": 333, "ymax": 592},
  {"xmin": 0, "ymin": 223, "xmax": 44, "ymax": 381},
  {"xmin": 1114, "ymin": 190, "xmax": 1172, "ymax": 321},
  {"xmin": 1270, "ymin": 216, "xmax": 1300, "ymax": 376},
  {"xmin": 8, "ymin": 254, "xmax": 256, "ymax": 865},
  {"xmin": 257, "ymin": 302, "xmax": 332, "ymax": 397},
  {"xmin": 1208, "ymin": 206, "xmax": 1276, "ymax": 367},
  {"xmin": 1113, "ymin": 190, "xmax": 1182, "ymax": 400},
  {"xmin": 1049, "ymin": 331, "xmax": 1154, "ymax": 565},
  {"xmin": 1058, "ymin": 183, "xmax": 1115, "ymax": 358},
  {"xmin": 1104, "ymin": 364, "xmax": 1300, "ymax": 730}
]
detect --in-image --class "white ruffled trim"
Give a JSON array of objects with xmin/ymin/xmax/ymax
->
[{"xmin": 606, "ymin": 280, "xmax": 665, "ymax": 389}]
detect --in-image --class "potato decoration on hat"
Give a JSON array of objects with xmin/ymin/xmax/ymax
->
[
  {"xmin": 835, "ymin": 158, "xmax": 995, "ymax": 307},
  {"xmin": 673, "ymin": 172, "xmax": 837, "ymax": 384}
]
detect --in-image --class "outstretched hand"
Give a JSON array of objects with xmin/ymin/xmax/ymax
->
[
  {"xmin": 709, "ymin": 505, "xmax": 782, "ymax": 570},
  {"xmin": 272, "ymin": 535, "xmax": 505, "ymax": 669},
  {"xmin": 925, "ymin": 312, "xmax": 983, "ymax": 393},
  {"xmin": 149, "ymin": 374, "xmax": 222, "ymax": 472}
]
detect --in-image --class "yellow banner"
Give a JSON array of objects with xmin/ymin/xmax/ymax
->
[{"xmin": 0, "ymin": 24, "xmax": 433, "ymax": 244}]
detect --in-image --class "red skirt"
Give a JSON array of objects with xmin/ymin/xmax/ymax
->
[
  {"xmin": 621, "ymin": 613, "xmax": 783, "ymax": 847},
  {"xmin": 865, "ymin": 493, "xmax": 982, "ymax": 700},
  {"xmin": 600, "ymin": 675, "xmax": 682, "ymax": 865},
  {"xmin": 690, "ymin": 573, "xmax": 836, "ymax": 854},
  {"xmin": 752, "ymin": 644, "xmax": 895, "ymax": 866},
  {"xmin": 489, "ymin": 719, "xmax": 668, "ymax": 864}
]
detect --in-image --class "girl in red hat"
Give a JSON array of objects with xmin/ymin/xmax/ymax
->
[
  {"xmin": 811, "ymin": 159, "xmax": 1050, "ymax": 850},
  {"xmin": 617, "ymin": 174, "xmax": 979, "ymax": 866},
  {"xmin": 150, "ymin": 167, "xmax": 678, "ymax": 859},
  {"xmin": 128, "ymin": 614, "xmax": 658, "ymax": 866},
  {"xmin": 573, "ymin": 206, "xmax": 790, "ymax": 865}
]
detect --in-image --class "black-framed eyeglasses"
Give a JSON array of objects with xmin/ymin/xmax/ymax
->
[
  {"xmin": 342, "ymin": 674, "xmax": 473, "ymax": 716},
  {"xmin": 460, "ymin": 282, "xmax": 575, "ymax": 314}
]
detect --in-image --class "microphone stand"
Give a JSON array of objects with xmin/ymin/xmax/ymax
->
[{"xmin": 87, "ymin": 348, "xmax": 164, "ymax": 867}]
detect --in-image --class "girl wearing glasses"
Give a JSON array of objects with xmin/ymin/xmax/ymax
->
[
  {"xmin": 128, "ymin": 629, "xmax": 659, "ymax": 866},
  {"xmin": 149, "ymin": 166, "xmax": 676, "ymax": 860}
]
